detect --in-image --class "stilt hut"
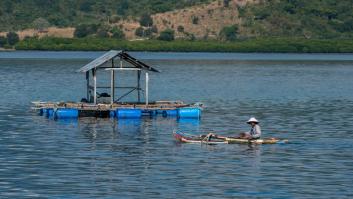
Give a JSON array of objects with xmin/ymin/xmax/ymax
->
[
  {"xmin": 33, "ymin": 50, "xmax": 202, "ymax": 119},
  {"xmin": 77, "ymin": 50, "xmax": 159, "ymax": 105}
]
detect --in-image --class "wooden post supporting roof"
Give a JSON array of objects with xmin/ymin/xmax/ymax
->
[
  {"xmin": 137, "ymin": 70, "xmax": 141, "ymax": 103},
  {"xmin": 93, "ymin": 69, "xmax": 97, "ymax": 104},
  {"xmin": 86, "ymin": 71, "xmax": 89, "ymax": 101},
  {"xmin": 110, "ymin": 59, "xmax": 115, "ymax": 104},
  {"xmin": 145, "ymin": 72, "xmax": 149, "ymax": 106}
]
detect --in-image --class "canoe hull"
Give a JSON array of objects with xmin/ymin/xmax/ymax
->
[
  {"xmin": 226, "ymin": 138, "xmax": 288, "ymax": 144},
  {"xmin": 173, "ymin": 131, "xmax": 227, "ymax": 144},
  {"xmin": 173, "ymin": 131, "xmax": 288, "ymax": 144}
]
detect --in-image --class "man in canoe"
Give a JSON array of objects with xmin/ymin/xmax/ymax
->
[
  {"xmin": 239, "ymin": 117, "xmax": 262, "ymax": 140},
  {"xmin": 205, "ymin": 117, "xmax": 261, "ymax": 141}
]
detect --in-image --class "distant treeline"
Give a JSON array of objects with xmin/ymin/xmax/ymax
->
[{"xmin": 15, "ymin": 37, "xmax": 353, "ymax": 53}]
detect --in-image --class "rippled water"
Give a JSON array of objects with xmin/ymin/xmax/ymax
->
[{"xmin": 1, "ymin": 52, "xmax": 353, "ymax": 198}]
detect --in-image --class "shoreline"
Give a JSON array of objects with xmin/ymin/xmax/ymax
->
[
  {"xmin": 3, "ymin": 51, "xmax": 353, "ymax": 62},
  {"xmin": 9, "ymin": 37, "xmax": 353, "ymax": 53}
]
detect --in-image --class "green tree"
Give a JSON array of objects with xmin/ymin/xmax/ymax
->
[
  {"xmin": 151, "ymin": 25, "xmax": 158, "ymax": 33},
  {"xmin": 94, "ymin": 24, "xmax": 110, "ymax": 38},
  {"xmin": 79, "ymin": 1, "xmax": 94, "ymax": 12},
  {"xmin": 223, "ymin": 0, "xmax": 230, "ymax": 7},
  {"xmin": 74, "ymin": 24, "xmax": 99, "ymax": 38},
  {"xmin": 339, "ymin": 18, "xmax": 353, "ymax": 32},
  {"xmin": 184, "ymin": 32, "xmax": 196, "ymax": 41},
  {"xmin": 191, "ymin": 16, "xmax": 199, "ymax": 24},
  {"xmin": 177, "ymin": 25, "xmax": 184, "ymax": 32},
  {"xmin": 6, "ymin": 32, "xmax": 19, "ymax": 45},
  {"xmin": 117, "ymin": 0, "xmax": 129, "ymax": 16},
  {"xmin": 0, "ymin": 36, "xmax": 7, "ymax": 47},
  {"xmin": 3, "ymin": 1, "xmax": 13, "ymax": 13},
  {"xmin": 158, "ymin": 29, "xmax": 175, "ymax": 41},
  {"xmin": 219, "ymin": 25, "xmax": 238, "ymax": 41},
  {"xmin": 144, "ymin": 28, "xmax": 153, "ymax": 37},
  {"xmin": 135, "ymin": 27, "xmax": 144, "ymax": 37},
  {"xmin": 139, "ymin": 13, "xmax": 153, "ymax": 27},
  {"xmin": 74, "ymin": 25, "xmax": 89, "ymax": 38},
  {"xmin": 32, "ymin": 18, "xmax": 50, "ymax": 31},
  {"xmin": 111, "ymin": 27, "xmax": 125, "ymax": 39},
  {"xmin": 48, "ymin": 15, "xmax": 69, "ymax": 27},
  {"xmin": 97, "ymin": 29, "xmax": 109, "ymax": 38}
]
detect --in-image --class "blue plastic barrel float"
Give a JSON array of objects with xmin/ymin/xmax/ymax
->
[
  {"xmin": 39, "ymin": 108, "xmax": 44, "ymax": 116},
  {"xmin": 109, "ymin": 110, "xmax": 116, "ymax": 118},
  {"xmin": 156, "ymin": 110, "xmax": 164, "ymax": 115},
  {"xmin": 116, "ymin": 109, "xmax": 142, "ymax": 119},
  {"xmin": 55, "ymin": 108, "xmax": 79, "ymax": 119},
  {"xmin": 149, "ymin": 110, "xmax": 157, "ymax": 117},
  {"xmin": 41, "ymin": 108, "xmax": 55, "ymax": 118},
  {"xmin": 142, "ymin": 109, "xmax": 157, "ymax": 117},
  {"xmin": 177, "ymin": 108, "xmax": 201, "ymax": 118},
  {"xmin": 163, "ymin": 109, "xmax": 178, "ymax": 117}
]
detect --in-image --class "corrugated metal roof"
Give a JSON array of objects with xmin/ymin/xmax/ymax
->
[
  {"xmin": 120, "ymin": 52, "xmax": 160, "ymax": 72},
  {"xmin": 77, "ymin": 50, "xmax": 121, "ymax": 73},
  {"xmin": 77, "ymin": 50, "xmax": 160, "ymax": 73}
]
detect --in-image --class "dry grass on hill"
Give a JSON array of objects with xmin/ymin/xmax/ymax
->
[
  {"xmin": 0, "ymin": 27, "xmax": 74, "ymax": 40},
  {"xmin": 117, "ymin": 0, "xmax": 256, "ymax": 39},
  {"xmin": 152, "ymin": 0, "xmax": 255, "ymax": 39}
]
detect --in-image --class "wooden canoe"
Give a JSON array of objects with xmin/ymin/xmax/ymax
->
[
  {"xmin": 173, "ymin": 131, "xmax": 288, "ymax": 144},
  {"xmin": 173, "ymin": 131, "xmax": 228, "ymax": 144},
  {"xmin": 226, "ymin": 137, "xmax": 288, "ymax": 144}
]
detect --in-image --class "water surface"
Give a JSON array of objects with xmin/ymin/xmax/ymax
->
[{"xmin": 0, "ymin": 51, "xmax": 353, "ymax": 198}]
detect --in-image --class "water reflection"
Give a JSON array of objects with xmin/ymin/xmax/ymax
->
[
  {"xmin": 67, "ymin": 118, "xmax": 115, "ymax": 152},
  {"xmin": 177, "ymin": 118, "xmax": 200, "ymax": 134},
  {"xmin": 117, "ymin": 119, "xmax": 142, "ymax": 135},
  {"xmin": 245, "ymin": 144, "xmax": 262, "ymax": 171},
  {"xmin": 55, "ymin": 119, "xmax": 78, "ymax": 127}
]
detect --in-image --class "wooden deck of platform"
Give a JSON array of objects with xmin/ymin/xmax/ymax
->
[{"xmin": 32, "ymin": 100, "xmax": 200, "ymax": 111}]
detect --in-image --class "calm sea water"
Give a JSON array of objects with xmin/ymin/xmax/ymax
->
[{"xmin": 0, "ymin": 51, "xmax": 353, "ymax": 198}]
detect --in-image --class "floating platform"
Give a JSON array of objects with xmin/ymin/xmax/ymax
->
[
  {"xmin": 33, "ymin": 50, "xmax": 203, "ymax": 120},
  {"xmin": 33, "ymin": 101, "xmax": 203, "ymax": 119}
]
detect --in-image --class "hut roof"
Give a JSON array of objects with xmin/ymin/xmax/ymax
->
[{"xmin": 77, "ymin": 50, "xmax": 160, "ymax": 73}]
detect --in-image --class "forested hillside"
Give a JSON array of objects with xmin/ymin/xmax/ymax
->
[
  {"xmin": 1, "ymin": 0, "xmax": 353, "ymax": 39},
  {"xmin": 240, "ymin": 0, "xmax": 353, "ymax": 39},
  {"xmin": 0, "ymin": 0, "xmax": 210, "ymax": 31}
]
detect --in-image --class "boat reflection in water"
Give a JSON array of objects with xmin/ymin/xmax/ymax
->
[
  {"xmin": 117, "ymin": 119, "xmax": 142, "ymax": 135},
  {"xmin": 177, "ymin": 118, "xmax": 200, "ymax": 131},
  {"xmin": 55, "ymin": 118, "xmax": 79, "ymax": 127}
]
